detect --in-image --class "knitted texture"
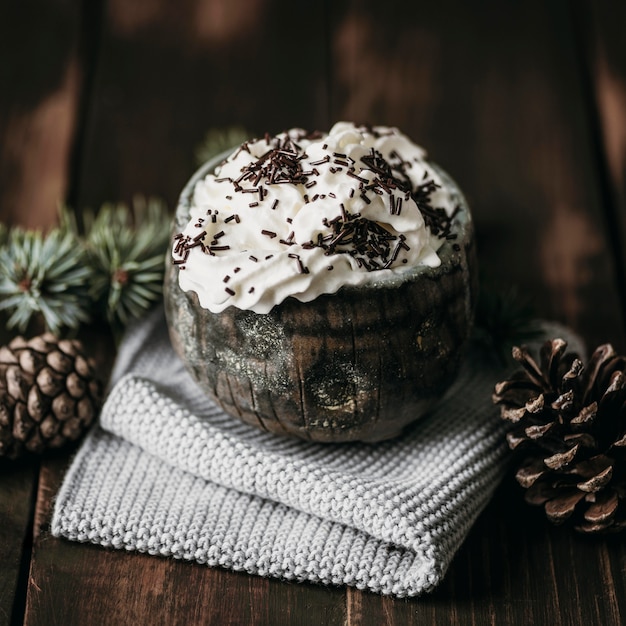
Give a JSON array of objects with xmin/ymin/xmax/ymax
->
[{"xmin": 51, "ymin": 306, "xmax": 581, "ymax": 597}]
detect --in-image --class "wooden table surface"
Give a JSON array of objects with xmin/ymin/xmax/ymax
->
[{"xmin": 2, "ymin": 1, "xmax": 626, "ymax": 624}]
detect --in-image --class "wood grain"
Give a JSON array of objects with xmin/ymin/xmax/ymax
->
[
  {"xmin": 0, "ymin": 460, "xmax": 37, "ymax": 626},
  {"xmin": 0, "ymin": 0, "xmax": 84, "ymax": 229},
  {"xmin": 573, "ymin": 0, "xmax": 626, "ymax": 331},
  {"xmin": 73, "ymin": 0, "xmax": 330, "ymax": 212},
  {"xmin": 0, "ymin": 0, "xmax": 81, "ymax": 599}
]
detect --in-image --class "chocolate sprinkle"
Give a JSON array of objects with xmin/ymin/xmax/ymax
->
[
  {"xmin": 347, "ymin": 170, "xmax": 368, "ymax": 183},
  {"xmin": 310, "ymin": 156, "xmax": 330, "ymax": 166},
  {"xmin": 234, "ymin": 135, "xmax": 309, "ymax": 188},
  {"xmin": 172, "ymin": 127, "xmax": 459, "ymax": 280}
]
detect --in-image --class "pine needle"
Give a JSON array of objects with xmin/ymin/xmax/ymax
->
[
  {"xmin": 62, "ymin": 197, "xmax": 170, "ymax": 331},
  {"xmin": 0, "ymin": 226, "xmax": 92, "ymax": 334}
]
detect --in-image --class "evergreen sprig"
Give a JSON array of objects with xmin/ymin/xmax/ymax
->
[
  {"xmin": 0, "ymin": 226, "xmax": 92, "ymax": 334},
  {"xmin": 64, "ymin": 197, "xmax": 170, "ymax": 330},
  {"xmin": 0, "ymin": 197, "xmax": 170, "ymax": 337}
]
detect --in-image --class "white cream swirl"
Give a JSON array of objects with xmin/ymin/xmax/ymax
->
[{"xmin": 174, "ymin": 122, "xmax": 459, "ymax": 313}]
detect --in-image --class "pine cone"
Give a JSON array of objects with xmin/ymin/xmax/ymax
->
[
  {"xmin": 0, "ymin": 333, "xmax": 103, "ymax": 459},
  {"xmin": 493, "ymin": 338, "xmax": 626, "ymax": 533}
]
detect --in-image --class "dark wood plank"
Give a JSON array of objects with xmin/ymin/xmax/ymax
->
[
  {"xmin": 0, "ymin": 459, "xmax": 37, "ymax": 626},
  {"xmin": 0, "ymin": 0, "xmax": 84, "ymax": 229},
  {"xmin": 330, "ymin": 0, "xmax": 626, "ymax": 624},
  {"xmin": 24, "ymin": 1, "xmax": 347, "ymax": 624},
  {"xmin": 0, "ymin": 3, "xmax": 85, "ymax": 621},
  {"xmin": 0, "ymin": 321, "xmax": 37, "ymax": 626},
  {"xmin": 266, "ymin": 578, "xmax": 347, "ymax": 625},
  {"xmin": 573, "ymin": 0, "xmax": 626, "ymax": 330},
  {"xmin": 73, "ymin": 0, "xmax": 331, "ymax": 212}
]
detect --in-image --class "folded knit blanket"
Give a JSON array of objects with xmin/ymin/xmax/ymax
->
[{"xmin": 51, "ymin": 305, "xmax": 580, "ymax": 597}]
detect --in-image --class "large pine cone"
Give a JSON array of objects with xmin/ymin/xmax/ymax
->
[
  {"xmin": 493, "ymin": 338, "xmax": 626, "ymax": 533},
  {"xmin": 0, "ymin": 333, "xmax": 103, "ymax": 459}
]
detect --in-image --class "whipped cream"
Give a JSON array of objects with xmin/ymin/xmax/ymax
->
[{"xmin": 174, "ymin": 122, "xmax": 460, "ymax": 313}]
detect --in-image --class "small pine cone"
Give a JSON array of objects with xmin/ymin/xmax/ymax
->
[
  {"xmin": 493, "ymin": 338, "xmax": 626, "ymax": 533},
  {"xmin": 0, "ymin": 333, "xmax": 103, "ymax": 459}
]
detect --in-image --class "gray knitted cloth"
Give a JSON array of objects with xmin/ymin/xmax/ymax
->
[{"xmin": 51, "ymin": 306, "xmax": 579, "ymax": 597}]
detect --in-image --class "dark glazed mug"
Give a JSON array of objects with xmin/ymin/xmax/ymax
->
[{"xmin": 164, "ymin": 153, "xmax": 478, "ymax": 442}]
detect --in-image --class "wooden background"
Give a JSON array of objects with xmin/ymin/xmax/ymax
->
[{"xmin": 1, "ymin": 0, "xmax": 625, "ymax": 624}]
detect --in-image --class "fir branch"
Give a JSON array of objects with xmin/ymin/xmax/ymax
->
[
  {"xmin": 0, "ymin": 227, "xmax": 92, "ymax": 334},
  {"xmin": 63, "ymin": 197, "xmax": 170, "ymax": 331}
]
